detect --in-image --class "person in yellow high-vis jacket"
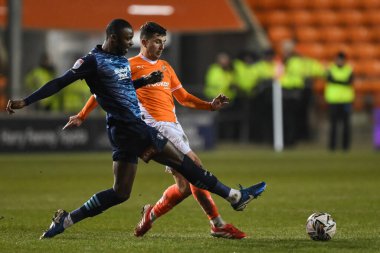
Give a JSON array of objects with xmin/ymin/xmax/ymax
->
[
  {"xmin": 205, "ymin": 53, "xmax": 239, "ymax": 140},
  {"xmin": 25, "ymin": 53, "xmax": 62, "ymax": 111},
  {"xmin": 204, "ymin": 53, "xmax": 236, "ymax": 100},
  {"xmin": 324, "ymin": 52, "xmax": 354, "ymax": 151},
  {"xmin": 280, "ymin": 40, "xmax": 305, "ymax": 147},
  {"xmin": 62, "ymin": 79, "xmax": 93, "ymax": 114}
]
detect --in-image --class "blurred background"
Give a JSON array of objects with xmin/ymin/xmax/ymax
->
[{"xmin": 0, "ymin": 0, "xmax": 379, "ymax": 152}]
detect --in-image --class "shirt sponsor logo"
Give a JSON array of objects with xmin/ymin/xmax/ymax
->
[
  {"xmin": 145, "ymin": 81, "xmax": 170, "ymax": 89},
  {"xmin": 114, "ymin": 66, "xmax": 131, "ymax": 80}
]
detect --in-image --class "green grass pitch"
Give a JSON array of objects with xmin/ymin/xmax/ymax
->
[{"xmin": 1, "ymin": 147, "xmax": 380, "ymax": 252}]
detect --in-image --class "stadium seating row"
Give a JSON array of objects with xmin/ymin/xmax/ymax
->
[
  {"xmin": 255, "ymin": 10, "xmax": 380, "ymax": 26},
  {"xmin": 247, "ymin": 0, "xmax": 380, "ymax": 10},
  {"xmin": 293, "ymin": 43, "xmax": 380, "ymax": 60},
  {"xmin": 268, "ymin": 26, "xmax": 380, "ymax": 43}
]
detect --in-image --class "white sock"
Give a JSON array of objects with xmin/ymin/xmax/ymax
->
[
  {"xmin": 210, "ymin": 216, "xmax": 226, "ymax": 228},
  {"xmin": 63, "ymin": 214, "xmax": 73, "ymax": 229},
  {"xmin": 226, "ymin": 189, "xmax": 241, "ymax": 204}
]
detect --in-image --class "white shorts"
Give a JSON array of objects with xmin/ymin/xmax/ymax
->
[{"xmin": 148, "ymin": 121, "xmax": 191, "ymax": 173}]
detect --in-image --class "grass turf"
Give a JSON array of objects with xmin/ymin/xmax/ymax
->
[{"xmin": 0, "ymin": 147, "xmax": 379, "ymax": 253}]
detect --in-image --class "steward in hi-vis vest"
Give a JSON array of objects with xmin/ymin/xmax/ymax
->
[{"xmin": 324, "ymin": 51, "xmax": 354, "ymax": 151}]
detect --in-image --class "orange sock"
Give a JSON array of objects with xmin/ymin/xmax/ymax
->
[
  {"xmin": 190, "ymin": 184, "xmax": 219, "ymax": 220},
  {"xmin": 152, "ymin": 184, "xmax": 188, "ymax": 219}
]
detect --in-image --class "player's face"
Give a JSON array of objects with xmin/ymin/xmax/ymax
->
[
  {"xmin": 115, "ymin": 27, "xmax": 134, "ymax": 55},
  {"xmin": 144, "ymin": 34, "xmax": 166, "ymax": 60}
]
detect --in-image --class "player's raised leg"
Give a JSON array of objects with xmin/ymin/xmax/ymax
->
[
  {"xmin": 40, "ymin": 161, "xmax": 137, "ymax": 239},
  {"xmin": 151, "ymin": 141, "xmax": 266, "ymax": 211},
  {"xmin": 135, "ymin": 173, "xmax": 245, "ymax": 238}
]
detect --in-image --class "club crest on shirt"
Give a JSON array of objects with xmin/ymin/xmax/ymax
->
[
  {"xmin": 72, "ymin": 59, "xmax": 84, "ymax": 70},
  {"xmin": 162, "ymin": 65, "xmax": 167, "ymax": 71}
]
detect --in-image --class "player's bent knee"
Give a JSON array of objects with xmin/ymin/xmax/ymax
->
[
  {"xmin": 113, "ymin": 188, "xmax": 131, "ymax": 201},
  {"xmin": 172, "ymin": 171, "xmax": 191, "ymax": 195},
  {"xmin": 177, "ymin": 181, "xmax": 191, "ymax": 195}
]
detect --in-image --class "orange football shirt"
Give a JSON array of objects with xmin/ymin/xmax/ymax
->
[
  {"xmin": 77, "ymin": 54, "xmax": 212, "ymax": 121},
  {"xmin": 130, "ymin": 54, "xmax": 181, "ymax": 122}
]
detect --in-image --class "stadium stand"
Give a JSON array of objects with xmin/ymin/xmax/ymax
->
[{"xmin": 247, "ymin": 0, "xmax": 380, "ymax": 111}]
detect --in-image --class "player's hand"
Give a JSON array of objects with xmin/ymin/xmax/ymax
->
[
  {"xmin": 63, "ymin": 115, "xmax": 84, "ymax": 130},
  {"xmin": 6, "ymin": 99, "xmax": 26, "ymax": 114},
  {"xmin": 211, "ymin": 94, "xmax": 229, "ymax": 111},
  {"xmin": 145, "ymin": 70, "xmax": 163, "ymax": 84}
]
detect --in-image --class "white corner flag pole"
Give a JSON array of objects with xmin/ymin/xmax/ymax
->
[{"xmin": 273, "ymin": 61, "xmax": 284, "ymax": 152}]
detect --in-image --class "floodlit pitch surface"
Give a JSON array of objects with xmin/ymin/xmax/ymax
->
[{"xmin": 1, "ymin": 148, "xmax": 379, "ymax": 253}]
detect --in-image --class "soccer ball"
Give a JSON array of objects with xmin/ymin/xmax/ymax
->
[{"xmin": 306, "ymin": 212, "xmax": 336, "ymax": 241}]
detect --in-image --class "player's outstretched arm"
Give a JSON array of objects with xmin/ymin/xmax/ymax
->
[
  {"xmin": 6, "ymin": 99, "xmax": 26, "ymax": 114},
  {"xmin": 6, "ymin": 71, "xmax": 81, "ymax": 115},
  {"xmin": 133, "ymin": 70, "xmax": 163, "ymax": 89},
  {"xmin": 173, "ymin": 87, "xmax": 229, "ymax": 111}
]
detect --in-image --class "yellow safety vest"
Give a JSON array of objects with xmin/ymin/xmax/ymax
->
[
  {"xmin": 324, "ymin": 64, "xmax": 354, "ymax": 104},
  {"xmin": 233, "ymin": 59, "xmax": 257, "ymax": 93},
  {"xmin": 25, "ymin": 67, "xmax": 61, "ymax": 110},
  {"xmin": 63, "ymin": 79, "xmax": 92, "ymax": 113},
  {"xmin": 280, "ymin": 56, "xmax": 305, "ymax": 89},
  {"xmin": 254, "ymin": 60, "xmax": 275, "ymax": 81},
  {"xmin": 204, "ymin": 64, "xmax": 235, "ymax": 100},
  {"xmin": 303, "ymin": 57, "xmax": 326, "ymax": 78}
]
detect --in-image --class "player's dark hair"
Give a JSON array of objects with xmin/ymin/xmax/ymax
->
[
  {"xmin": 106, "ymin": 19, "xmax": 132, "ymax": 38},
  {"xmin": 140, "ymin": 22, "xmax": 167, "ymax": 40}
]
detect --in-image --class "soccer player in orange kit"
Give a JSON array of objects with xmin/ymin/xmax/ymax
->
[{"xmin": 64, "ymin": 22, "xmax": 247, "ymax": 239}]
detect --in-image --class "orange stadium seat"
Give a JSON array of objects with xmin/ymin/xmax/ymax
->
[
  {"xmin": 320, "ymin": 27, "xmax": 347, "ymax": 42},
  {"xmin": 314, "ymin": 11, "xmax": 339, "ymax": 26},
  {"xmin": 339, "ymin": 11, "xmax": 364, "ymax": 26},
  {"xmin": 295, "ymin": 27, "xmax": 321, "ymax": 42},
  {"xmin": 359, "ymin": 0, "xmax": 380, "ymax": 9},
  {"xmin": 246, "ymin": 0, "xmax": 284, "ymax": 10},
  {"xmin": 332, "ymin": 0, "xmax": 361, "ymax": 9},
  {"xmin": 296, "ymin": 43, "xmax": 325, "ymax": 59},
  {"xmin": 353, "ymin": 60, "xmax": 380, "ymax": 78},
  {"xmin": 354, "ymin": 80, "xmax": 380, "ymax": 108},
  {"xmin": 253, "ymin": 12, "xmax": 266, "ymax": 26},
  {"xmin": 283, "ymin": 0, "xmax": 308, "ymax": 9},
  {"xmin": 307, "ymin": 0, "xmax": 333, "ymax": 9},
  {"xmin": 325, "ymin": 43, "xmax": 351, "ymax": 59},
  {"xmin": 291, "ymin": 11, "xmax": 314, "ymax": 26},
  {"xmin": 257, "ymin": 11, "xmax": 290, "ymax": 26},
  {"xmin": 350, "ymin": 43, "xmax": 379, "ymax": 59},
  {"xmin": 363, "ymin": 11, "xmax": 380, "ymax": 26},
  {"xmin": 348, "ymin": 27, "xmax": 373, "ymax": 42},
  {"xmin": 268, "ymin": 26, "xmax": 293, "ymax": 43},
  {"xmin": 371, "ymin": 27, "xmax": 380, "ymax": 41}
]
